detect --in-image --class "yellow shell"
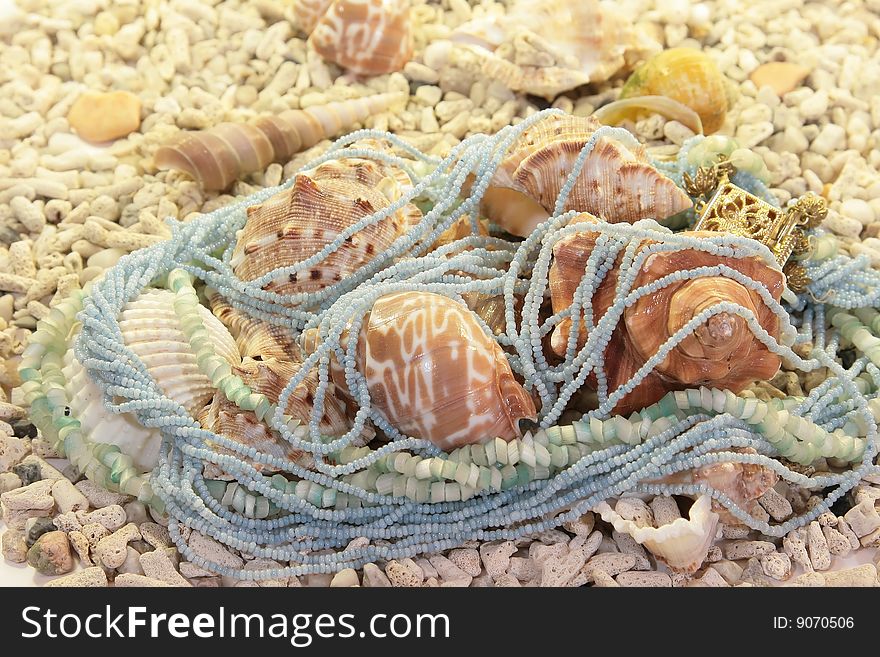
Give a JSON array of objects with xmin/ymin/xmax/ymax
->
[
  {"xmin": 230, "ymin": 149, "xmax": 422, "ymax": 300},
  {"xmin": 481, "ymin": 114, "xmax": 692, "ymax": 237},
  {"xmin": 303, "ymin": 0, "xmax": 413, "ymax": 75},
  {"xmin": 620, "ymin": 48, "xmax": 729, "ymax": 134}
]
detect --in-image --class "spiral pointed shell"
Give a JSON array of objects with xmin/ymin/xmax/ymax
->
[
  {"xmin": 230, "ymin": 151, "xmax": 422, "ymax": 300},
  {"xmin": 302, "ymin": 0, "xmax": 414, "ymax": 76},
  {"xmin": 481, "ymin": 115, "xmax": 692, "ymax": 237},
  {"xmin": 154, "ymin": 92, "xmax": 404, "ymax": 190},
  {"xmin": 549, "ymin": 220, "xmax": 785, "ymax": 414}
]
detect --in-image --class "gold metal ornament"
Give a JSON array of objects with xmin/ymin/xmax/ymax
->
[{"xmin": 690, "ymin": 162, "xmax": 828, "ymax": 292}]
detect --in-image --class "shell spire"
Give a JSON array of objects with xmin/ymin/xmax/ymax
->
[{"xmin": 154, "ymin": 92, "xmax": 405, "ymax": 191}]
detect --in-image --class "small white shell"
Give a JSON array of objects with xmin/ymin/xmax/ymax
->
[
  {"xmin": 595, "ymin": 495, "xmax": 719, "ymax": 573},
  {"xmin": 119, "ymin": 289, "xmax": 240, "ymax": 416},
  {"xmin": 63, "ymin": 346, "xmax": 162, "ymax": 473}
]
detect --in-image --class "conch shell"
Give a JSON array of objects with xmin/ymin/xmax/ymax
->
[
  {"xmin": 298, "ymin": 0, "xmax": 414, "ymax": 75},
  {"xmin": 118, "ymin": 289, "xmax": 240, "ymax": 417},
  {"xmin": 198, "ymin": 357, "xmax": 351, "ymax": 474},
  {"xmin": 154, "ymin": 92, "xmax": 404, "ymax": 190},
  {"xmin": 549, "ymin": 220, "xmax": 785, "ymax": 414},
  {"xmin": 312, "ymin": 291, "xmax": 537, "ymax": 450},
  {"xmin": 595, "ymin": 495, "xmax": 719, "ymax": 573},
  {"xmin": 617, "ymin": 48, "xmax": 730, "ymax": 134},
  {"xmin": 230, "ymin": 148, "xmax": 422, "ymax": 299},
  {"xmin": 207, "ymin": 287, "xmax": 301, "ymax": 362},
  {"xmin": 480, "ymin": 114, "xmax": 692, "ymax": 237},
  {"xmin": 438, "ymin": 0, "xmax": 657, "ymax": 100}
]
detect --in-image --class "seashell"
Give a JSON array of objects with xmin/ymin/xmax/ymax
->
[
  {"xmin": 619, "ymin": 48, "xmax": 729, "ymax": 134},
  {"xmin": 444, "ymin": 0, "xmax": 657, "ymax": 100},
  {"xmin": 67, "ymin": 90, "xmax": 141, "ymax": 143},
  {"xmin": 315, "ymin": 291, "xmax": 537, "ymax": 450},
  {"xmin": 230, "ymin": 149, "xmax": 422, "ymax": 299},
  {"xmin": 549, "ymin": 220, "xmax": 785, "ymax": 414},
  {"xmin": 118, "ymin": 289, "xmax": 240, "ymax": 417},
  {"xmin": 62, "ymin": 346, "xmax": 162, "ymax": 473},
  {"xmin": 207, "ymin": 287, "xmax": 301, "ymax": 361},
  {"xmin": 661, "ymin": 449, "xmax": 779, "ymax": 524},
  {"xmin": 592, "ymin": 95, "xmax": 704, "ymax": 135},
  {"xmin": 154, "ymin": 92, "xmax": 405, "ymax": 190},
  {"xmin": 595, "ymin": 494, "xmax": 719, "ymax": 573},
  {"xmin": 300, "ymin": 0, "xmax": 414, "ymax": 76},
  {"xmin": 480, "ymin": 114, "xmax": 692, "ymax": 237},
  {"xmin": 198, "ymin": 357, "xmax": 353, "ymax": 473}
]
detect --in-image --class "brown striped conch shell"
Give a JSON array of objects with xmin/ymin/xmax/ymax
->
[
  {"xmin": 308, "ymin": 291, "xmax": 537, "ymax": 450},
  {"xmin": 153, "ymin": 92, "xmax": 405, "ymax": 190},
  {"xmin": 480, "ymin": 114, "xmax": 692, "ymax": 237},
  {"xmin": 295, "ymin": 0, "xmax": 413, "ymax": 75},
  {"xmin": 434, "ymin": 0, "xmax": 658, "ymax": 100},
  {"xmin": 198, "ymin": 357, "xmax": 352, "ymax": 474},
  {"xmin": 549, "ymin": 219, "xmax": 785, "ymax": 415},
  {"xmin": 230, "ymin": 146, "xmax": 422, "ymax": 300},
  {"xmin": 206, "ymin": 287, "xmax": 301, "ymax": 362},
  {"xmin": 595, "ymin": 495, "xmax": 719, "ymax": 573},
  {"xmin": 118, "ymin": 289, "xmax": 240, "ymax": 417}
]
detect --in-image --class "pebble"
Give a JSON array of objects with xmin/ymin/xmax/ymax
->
[
  {"xmin": 2, "ymin": 529, "xmax": 28, "ymax": 562},
  {"xmin": 723, "ymin": 540, "xmax": 776, "ymax": 560},
  {"xmin": 67, "ymin": 91, "xmax": 142, "ymax": 143},
  {"xmin": 94, "ymin": 523, "xmax": 142, "ymax": 569},
  {"xmin": 822, "ymin": 525, "xmax": 852, "ymax": 556},
  {"xmin": 76, "ymin": 505, "xmax": 126, "ymax": 532},
  {"xmin": 821, "ymin": 564, "xmax": 878, "ymax": 587},
  {"xmin": 806, "ymin": 522, "xmax": 832, "ymax": 571},
  {"xmin": 74, "ymin": 480, "xmax": 132, "ymax": 508},
  {"xmin": 0, "ymin": 434, "xmax": 29, "ymax": 472},
  {"xmin": 385, "ymin": 559, "xmax": 423, "ymax": 587},
  {"xmin": 139, "ymin": 548, "xmax": 191, "ymax": 587},
  {"xmin": 45, "ymin": 567, "xmax": 109, "ymax": 587},
  {"xmin": 799, "ymin": 90, "xmax": 829, "ymax": 121},
  {"xmin": 581, "ymin": 553, "xmax": 637, "ymax": 581},
  {"xmin": 759, "ymin": 552, "xmax": 792, "ymax": 580},
  {"xmin": 362, "ymin": 562, "xmax": 392, "ymax": 587},
  {"xmin": 749, "ymin": 62, "xmax": 810, "ymax": 97},
  {"xmin": 789, "ymin": 572, "xmax": 826, "ymax": 587},
  {"xmin": 694, "ymin": 568, "xmax": 730, "ymax": 587},
  {"xmin": 24, "ymin": 516, "xmax": 56, "ymax": 547},
  {"xmin": 448, "ymin": 548, "xmax": 481, "ymax": 577},
  {"xmin": 615, "ymin": 571, "xmax": 672, "ymax": 587},
  {"xmin": 26, "ymin": 530, "xmax": 73, "ymax": 575},
  {"xmin": 114, "ymin": 573, "xmax": 173, "ymax": 587},
  {"xmin": 330, "ymin": 568, "xmax": 360, "ymax": 587},
  {"xmin": 50, "ymin": 478, "xmax": 89, "ymax": 514},
  {"xmin": 844, "ymin": 500, "xmax": 880, "ymax": 537},
  {"xmin": 841, "ymin": 198, "xmax": 875, "ymax": 226},
  {"xmin": 811, "ymin": 123, "xmax": 847, "ymax": 155}
]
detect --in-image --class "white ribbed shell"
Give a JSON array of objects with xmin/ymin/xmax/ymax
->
[{"xmin": 118, "ymin": 289, "xmax": 240, "ymax": 416}]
